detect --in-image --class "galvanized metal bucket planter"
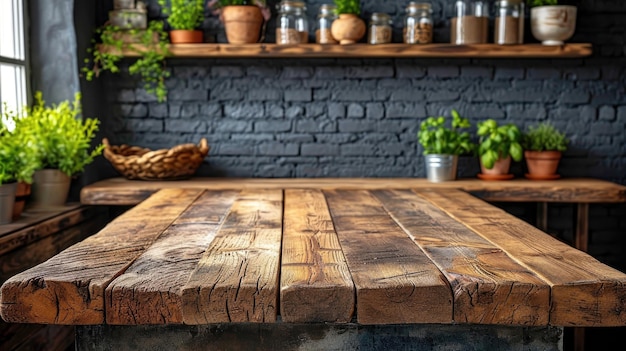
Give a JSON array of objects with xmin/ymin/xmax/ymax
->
[
  {"xmin": 31, "ymin": 169, "xmax": 71, "ymax": 209},
  {"xmin": 424, "ymin": 154, "xmax": 458, "ymax": 182}
]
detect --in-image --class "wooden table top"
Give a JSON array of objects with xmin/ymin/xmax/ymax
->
[
  {"xmin": 3, "ymin": 187, "xmax": 626, "ymax": 327},
  {"xmin": 80, "ymin": 177, "xmax": 626, "ymax": 205}
]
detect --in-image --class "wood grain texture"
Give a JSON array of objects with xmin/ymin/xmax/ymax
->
[
  {"xmin": 373, "ymin": 189, "xmax": 550, "ymax": 326},
  {"xmin": 280, "ymin": 189, "xmax": 354, "ymax": 323},
  {"xmin": 417, "ymin": 189, "xmax": 626, "ymax": 327},
  {"xmin": 325, "ymin": 189, "xmax": 452, "ymax": 324},
  {"xmin": 80, "ymin": 177, "xmax": 626, "ymax": 205},
  {"xmin": 181, "ymin": 189, "xmax": 282, "ymax": 324},
  {"xmin": 105, "ymin": 190, "xmax": 240, "ymax": 325},
  {"xmin": 0, "ymin": 189, "xmax": 201, "ymax": 324},
  {"xmin": 102, "ymin": 43, "xmax": 592, "ymax": 58}
]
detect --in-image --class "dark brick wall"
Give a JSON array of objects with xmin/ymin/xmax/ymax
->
[{"xmin": 85, "ymin": 0, "xmax": 626, "ymax": 278}]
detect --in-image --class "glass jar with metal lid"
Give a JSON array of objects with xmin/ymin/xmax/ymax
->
[
  {"xmin": 368, "ymin": 12, "xmax": 392, "ymax": 45},
  {"xmin": 451, "ymin": 0, "xmax": 489, "ymax": 44},
  {"xmin": 316, "ymin": 4, "xmax": 338, "ymax": 44},
  {"xmin": 494, "ymin": 0, "xmax": 524, "ymax": 45},
  {"xmin": 276, "ymin": 1, "xmax": 309, "ymax": 45},
  {"xmin": 404, "ymin": 2, "xmax": 433, "ymax": 44}
]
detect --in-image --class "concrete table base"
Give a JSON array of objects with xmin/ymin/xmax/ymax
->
[{"xmin": 76, "ymin": 324, "xmax": 563, "ymax": 351}]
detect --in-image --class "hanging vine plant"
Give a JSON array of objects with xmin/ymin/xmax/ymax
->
[{"xmin": 82, "ymin": 20, "xmax": 172, "ymax": 102}]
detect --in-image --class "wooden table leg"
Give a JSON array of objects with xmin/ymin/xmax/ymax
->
[
  {"xmin": 536, "ymin": 202, "xmax": 549, "ymax": 233},
  {"xmin": 573, "ymin": 203, "xmax": 590, "ymax": 351}
]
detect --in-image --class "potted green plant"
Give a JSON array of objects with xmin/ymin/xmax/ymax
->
[
  {"xmin": 521, "ymin": 122, "xmax": 568, "ymax": 180},
  {"xmin": 208, "ymin": 0, "xmax": 270, "ymax": 44},
  {"xmin": 16, "ymin": 92, "xmax": 104, "ymax": 209},
  {"xmin": 476, "ymin": 119, "xmax": 523, "ymax": 179},
  {"xmin": 158, "ymin": 0, "xmax": 205, "ymax": 43},
  {"xmin": 527, "ymin": 0, "xmax": 577, "ymax": 45},
  {"xmin": 331, "ymin": 0, "xmax": 365, "ymax": 45},
  {"xmin": 82, "ymin": 20, "xmax": 171, "ymax": 102},
  {"xmin": 418, "ymin": 110, "xmax": 474, "ymax": 182},
  {"xmin": 0, "ymin": 110, "xmax": 40, "ymax": 223}
]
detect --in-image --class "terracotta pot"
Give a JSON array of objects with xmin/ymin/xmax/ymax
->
[
  {"xmin": 525, "ymin": 150, "xmax": 562, "ymax": 177},
  {"xmin": 12, "ymin": 181, "xmax": 31, "ymax": 220},
  {"xmin": 222, "ymin": 5, "xmax": 264, "ymax": 44},
  {"xmin": 169, "ymin": 30, "xmax": 203, "ymax": 44},
  {"xmin": 480, "ymin": 155, "xmax": 512, "ymax": 176},
  {"xmin": 331, "ymin": 14, "xmax": 366, "ymax": 45}
]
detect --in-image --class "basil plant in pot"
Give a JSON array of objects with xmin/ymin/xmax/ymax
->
[
  {"xmin": 476, "ymin": 119, "xmax": 523, "ymax": 179},
  {"xmin": 522, "ymin": 122, "xmax": 568, "ymax": 180},
  {"xmin": 15, "ymin": 92, "xmax": 104, "ymax": 209},
  {"xmin": 528, "ymin": 0, "xmax": 577, "ymax": 46},
  {"xmin": 417, "ymin": 110, "xmax": 474, "ymax": 182}
]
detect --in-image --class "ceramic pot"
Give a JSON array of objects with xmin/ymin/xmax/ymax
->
[
  {"xmin": 12, "ymin": 181, "xmax": 31, "ymax": 220},
  {"xmin": 169, "ymin": 30, "xmax": 203, "ymax": 44},
  {"xmin": 424, "ymin": 154, "xmax": 458, "ymax": 182},
  {"xmin": 222, "ymin": 5, "xmax": 264, "ymax": 44},
  {"xmin": 530, "ymin": 6, "xmax": 577, "ymax": 46},
  {"xmin": 480, "ymin": 155, "xmax": 512, "ymax": 176},
  {"xmin": 331, "ymin": 14, "xmax": 366, "ymax": 45},
  {"xmin": 524, "ymin": 150, "xmax": 562, "ymax": 178},
  {"xmin": 31, "ymin": 169, "xmax": 71, "ymax": 209},
  {"xmin": 0, "ymin": 182, "xmax": 18, "ymax": 225}
]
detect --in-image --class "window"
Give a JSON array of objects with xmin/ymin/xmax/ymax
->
[{"xmin": 0, "ymin": 0, "xmax": 29, "ymax": 120}]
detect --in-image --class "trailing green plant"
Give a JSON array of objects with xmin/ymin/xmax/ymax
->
[
  {"xmin": 476, "ymin": 119, "xmax": 523, "ymax": 169},
  {"xmin": 527, "ymin": 0, "xmax": 558, "ymax": 7},
  {"xmin": 417, "ymin": 110, "xmax": 474, "ymax": 155},
  {"xmin": 158, "ymin": 0, "xmax": 205, "ymax": 30},
  {"xmin": 82, "ymin": 20, "xmax": 171, "ymax": 102},
  {"xmin": 334, "ymin": 0, "xmax": 361, "ymax": 15},
  {"xmin": 15, "ymin": 92, "xmax": 105, "ymax": 177},
  {"xmin": 522, "ymin": 122, "xmax": 568, "ymax": 152},
  {"xmin": 0, "ymin": 105, "xmax": 40, "ymax": 185}
]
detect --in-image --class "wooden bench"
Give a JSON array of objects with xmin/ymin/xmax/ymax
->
[
  {"xmin": 3, "ymin": 185, "xmax": 626, "ymax": 350},
  {"xmin": 0, "ymin": 204, "xmax": 108, "ymax": 351}
]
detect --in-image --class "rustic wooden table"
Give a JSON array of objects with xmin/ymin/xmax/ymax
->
[{"xmin": 3, "ymin": 184, "xmax": 626, "ymax": 350}]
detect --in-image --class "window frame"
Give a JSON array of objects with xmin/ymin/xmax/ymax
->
[{"xmin": 0, "ymin": 0, "xmax": 31, "ymax": 115}]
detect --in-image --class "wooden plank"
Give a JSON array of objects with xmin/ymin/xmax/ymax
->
[
  {"xmin": 103, "ymin": 43, "xmax": 592, "ymax": 58},
  {"xmin": 373, "ymin": 189, "xmax": 550, "ymax": 325},
  {"xmin": 181, "ymin": 189, "xmax": 283, "ymax": 324},
  {"xmin": 280, "ymin": 189, "xmax": 354, "ymax": 323},
  {"xmin": 0, "ymin": 189, "xmax": 202, "ymax": 324},
  {"xmin": 324, "ymin": 189, "xmax": 452, "ymax": 324},
  {"xmin": 416, "ymin": 189, "xmax": 626, "ymax": 327},
  {"xmin": 80, "ymin": 177, "xmax": 626, "ymax": 205},
  {"xmin": 105, "ymin": 190, "xmax": 240, "ymax": 324}
]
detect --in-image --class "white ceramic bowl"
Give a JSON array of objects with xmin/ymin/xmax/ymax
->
[{"xmin": 530, "ymin": 6, "xmax": 577, "ymax": 46}]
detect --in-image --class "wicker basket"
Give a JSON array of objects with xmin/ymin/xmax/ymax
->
[{"xmin": 103, "ymin": 138, "xmax": 209, "ymax": 180}]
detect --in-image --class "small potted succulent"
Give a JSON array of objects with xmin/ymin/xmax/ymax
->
[
  {"xmin": 208, "ymin": 0, "xmax": 270, "ymax": 44},
  {"xmin": 158, "ymin": 0, "xmax": 206, "ymax": 43},
  {"xmin": 476, "ymin": 119, "xmax": 523, "ymax": 179},
  {"xmin": 527, "ymin": 0, "xmax": 577, "ymax": 45},
  {"xmin": 417, "ymin": 110, "xmax": 474, "ymax": 182},
  {"xmin": 521, "ymin": 122, "xmax": 568, "ymax": 180},
  {"xmin": 331, "ymin": 0, "xmax": 365, "ymax": 45}
]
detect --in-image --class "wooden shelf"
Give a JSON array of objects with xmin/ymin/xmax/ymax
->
[{"xmin": 104, "ymin": 43, "xmax": 592, "ymax": 58}]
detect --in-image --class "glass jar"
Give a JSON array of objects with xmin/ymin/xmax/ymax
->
[
  {"xmin": 316, "ymin": 4, "xmax": 338, "ymax": 44},
  {"xmin": 404, "ymin": 2, "xmax": 433, "ymax": 44},
  {"xmin": 451, "ymin": 0, "xmax": 489, "ymax": 45},
  {"xmin": 368, "ymin": 12, "xmax": 392, "ymax": 45},
  {"xmin": 494, "ymin": 0, "xmax": 524, "ymax": 45},
  {"xmin": 276, "ymin": 1, "xmax": 309, "ymax": 45}
]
